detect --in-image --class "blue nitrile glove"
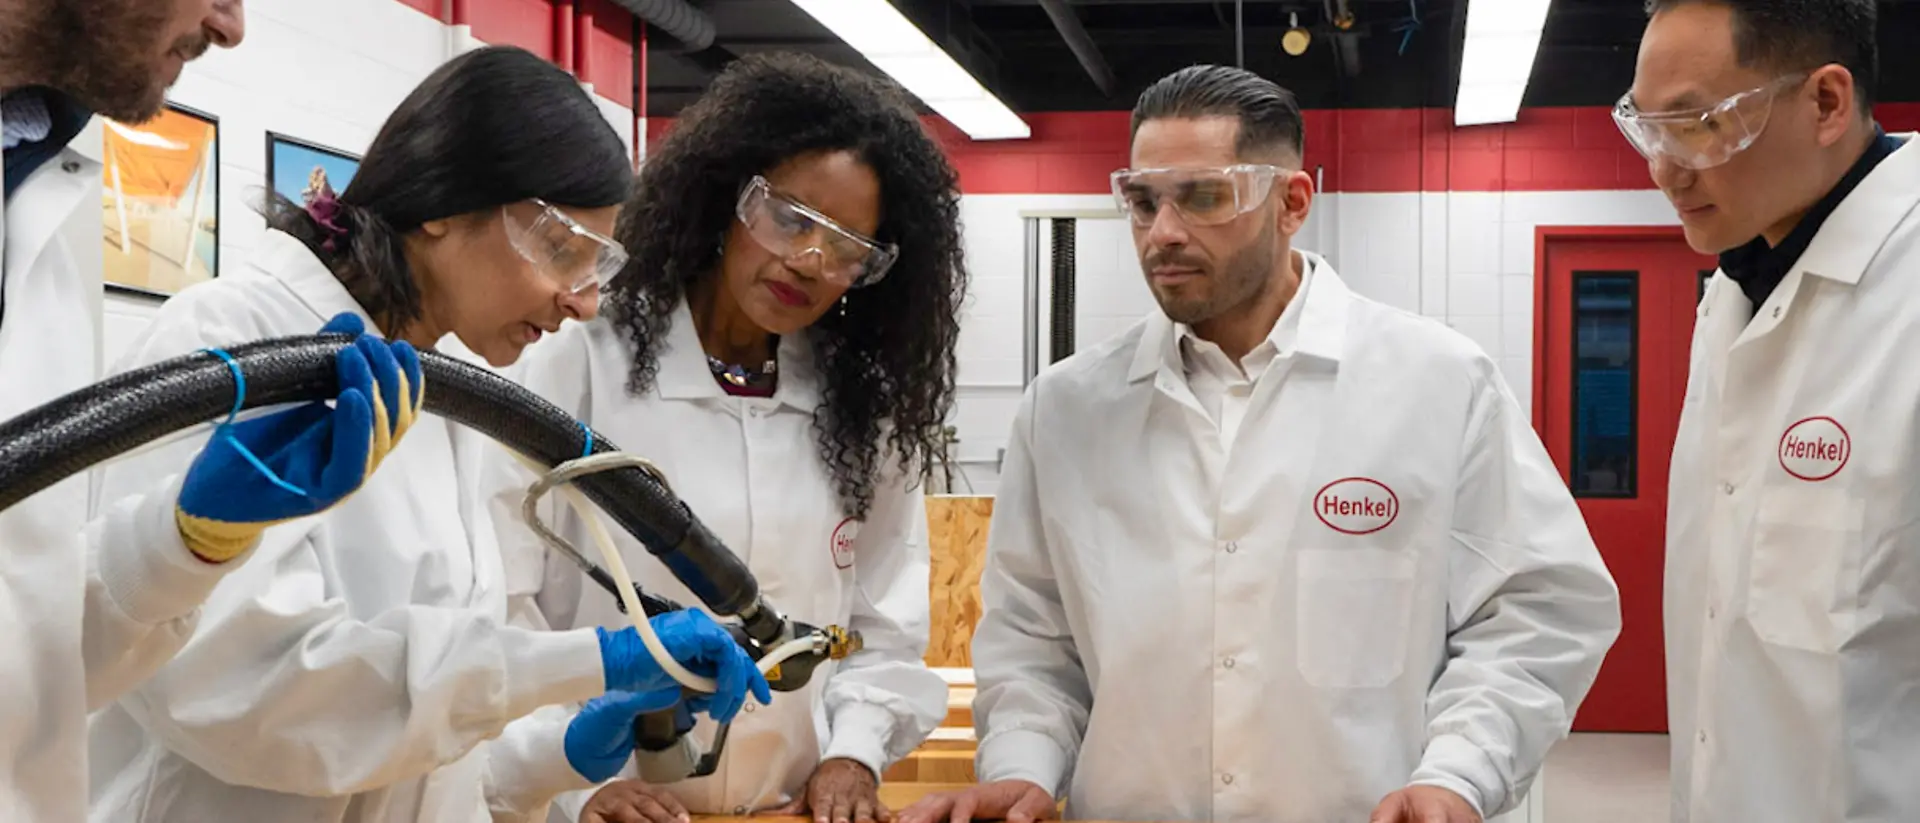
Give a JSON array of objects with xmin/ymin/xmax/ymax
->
[
  {"xmin": 564, "ymin": 689, "xmax": 685, "ymax": 782},
  {"xmin": 175, "ymin": 312, "xmax": 425, "ymax": 562},
  {"xmin": 597, "ymin": 610, "xmax": 772, "ymax": 724}
]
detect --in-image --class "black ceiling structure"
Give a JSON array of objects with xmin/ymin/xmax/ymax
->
[{"xmin": 642, "ymin": 0, "xmax": 1920, "ymax": 118}]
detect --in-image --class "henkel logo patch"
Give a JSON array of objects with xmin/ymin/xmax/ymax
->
[
  {"xmin": 1314, "ymin": 477, "xmax": 1400, "ymax": 535},
  {"xmin": 830, "ymin": 518, "xmax": 859, "ymax": 569},
  {"xmin": 1778, "ymin": 416, "xmax": 1851, "ymax": 482}
]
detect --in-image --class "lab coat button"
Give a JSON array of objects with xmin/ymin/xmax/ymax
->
[
  {"xmin": 1224, "ymin": 541, "xmax": 1238, "ymax": 553},
  {"xmin": 1708, "ymin": 605, "xmax": 1717, "ymax": 620},
  {"xmin": 1698, "ymin": 731, "xmax": 1708, "ymax": 744},
  {"xmin": 745, "ymin": 702, "xmax": 756, "ymax": 713},
  {"xmin": 1721, "ymin": 482, "xmax": 1736, "ymax": 495},
  {"xmin": 1221, "ymin": 773, "xmax": 1234, "ymax": 785},
  {"xmin": 61, "ymin": 160, "xmax": 80, "ymax": 174},
  {"xmin": 1773, "ymin": 306, "xmax": 1783, "ymax": 318},
  {"xmin": 1222, "ymin": 656, "xmax": 1235, "ymax": 669}
]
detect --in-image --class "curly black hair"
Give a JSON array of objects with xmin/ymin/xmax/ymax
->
[{"xmin": 607, "ymin": 52, "xmax": 968, "ymax": 520}]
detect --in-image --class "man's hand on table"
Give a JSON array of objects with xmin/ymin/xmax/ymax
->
[
  {"xmin": 1369, "ymin": 785, "xmax": 1483, "ymax": 823},
  {"xmin": 581, "ymin": 779, "xmax": 691, "ymax": 823},
  {"xmin": 893, "ymin": 779, "xmax": 1057, "ymax": 823},
  {"xmin": 757, "ymin": 757, "xmax": 888, "ymax": 823}
]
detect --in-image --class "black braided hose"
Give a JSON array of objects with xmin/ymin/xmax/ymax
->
[{"xmin": 0, "ymin": 333, "xmax": 768, "ymax": 628}]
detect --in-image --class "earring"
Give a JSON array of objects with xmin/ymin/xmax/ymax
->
[{"xmin": 840, "ymin": 294, "xmax": 848, "ymax": 317}]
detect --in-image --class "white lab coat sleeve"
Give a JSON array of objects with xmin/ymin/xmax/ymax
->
[
  {"xmin": 481, "ymin": 500, "xmax": 596, "ymax": 823},
  {"xmin": 81, "ymin": 471, "xmax": 247, "ymax": 710},
  {"xmin": 1407, "ymin": 366, "xmax": 1622, "ymax": 817},
  {"xmin": 482, "ymin": 704, "xmax": 594, "ymax": 823},
  {"xmin": 100, "ymin": 305, "xmax": 609, "ymax": 796},
  {"xmin": 115, "ymin": 535, "xmax": 608, "ymax": 796},
  {"xmin": 818, "ymin": 459, "xmax": 949, "ymax": 779},
  {"xmin": 968, "ymin": 389, "xmax": 1089, "ymax": 798}
]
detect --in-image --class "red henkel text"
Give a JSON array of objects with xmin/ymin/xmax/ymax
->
[
  {"xmin": 1782, "ymin": 435, "xmax": 1846, "ymax": 463},
  {"xmin": 1321, "ymin": 495, "xmax": 1393, "ymax": 519}
]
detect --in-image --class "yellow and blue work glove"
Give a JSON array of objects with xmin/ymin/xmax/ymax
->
[{"xmin": 174, "ymin": 313, "xmax": 425, "ymax": 563}]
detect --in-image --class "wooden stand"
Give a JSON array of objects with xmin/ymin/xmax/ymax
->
[{"xmin": 924, "ymin": 494, "xmax": 994, "ymax": 668}]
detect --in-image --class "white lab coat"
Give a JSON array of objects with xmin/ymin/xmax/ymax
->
[
  {"xmin": 0, "ymin": 113, "xmax": 240, "ymax": 822},
  {"xmin": 86, "ymin": 229, "xmax": 610, "ymax": 823},
  {"xmin": 972, "ymin": 252, "xmax": 1621, "ymax": 823},
  {"xmin": 1666, "ymin": 133, "xmax": 1920, "ymax": 823},
  {"xmin": 487, "ymin": 304, "xmax": 949, "ymax": 820}
]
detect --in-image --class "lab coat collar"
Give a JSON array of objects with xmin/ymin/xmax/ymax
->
[
  {"xmin": 1791, "ymin": 132, "xmax": 1920, "ymax": 287},
  {"xmin": 1129, "ymin": 248, "xmax": 1349, "ymax": 383},
  {"xmin": 655, "ymin": 298, "xmax": 823, "ymax": 411},
  {"xmin": 250, "ymin": 229, "xmax": 381, "ymax": 333}
]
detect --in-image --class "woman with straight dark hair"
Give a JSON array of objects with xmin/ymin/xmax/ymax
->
[{"xmin": 84, "ymin": 45, "xmax": 767, "ymax": 823}]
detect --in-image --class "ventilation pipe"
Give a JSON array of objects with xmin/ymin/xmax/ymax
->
[
  {"xmin": 1324, "ymin": 0, "xmax": 1363, "ymax": 77},
  {"xmin": 1035, "ymin": 0, "xmax": 1116, "ymax": 98},
  {"xmin": 608, "ymin": 0, "xmax": 715, "ymax": 52}
]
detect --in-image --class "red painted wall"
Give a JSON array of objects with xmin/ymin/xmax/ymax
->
[
  {"xmin": 456, "ymin": 0, "xmax": 636, "ymax": 111},
  {"xmin": 649, "ymin": 103, "xmax": 1920, "ymax": 195},
  {"xmin": 466, "ymin": 0, "xmax": 554, "ymax": 56},
  {"xmin": 396, "ymin": 0, "xmax": 440, "ymax": 18},
  {"xmin": 579, "ymin": 0, "xmax": 635, "ymax": 98}
]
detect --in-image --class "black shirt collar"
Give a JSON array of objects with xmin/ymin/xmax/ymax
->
[
  {"xmin": 1717, "ymin": 125, "xmax": 1905, "ymax": 313},
  {"xmin": 2, "ymin": 87, "xmax": 95, "ymax": 202}
]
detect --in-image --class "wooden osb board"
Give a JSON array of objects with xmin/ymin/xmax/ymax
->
[{"xmin": 925, "ymin": 495, "xmax": 993, "ymax": 668}]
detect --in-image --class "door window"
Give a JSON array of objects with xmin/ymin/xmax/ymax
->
[{"xmin": 1572, "ymin": 272, "xmax": 1638, "ymax": 498}]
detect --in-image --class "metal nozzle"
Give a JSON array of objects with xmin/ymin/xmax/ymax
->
[{"xmin": 823, "ymin": 625, "xmax": 864, "ymax": 659}]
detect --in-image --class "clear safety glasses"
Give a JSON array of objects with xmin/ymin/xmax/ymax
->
[
  {"xmin": 1612, "ymin": 74, "xmax": 1807, "ymax": 171},
  {"xmin": 503, "ymin": 199, "xmax": 629, "ymax": 295},
  {"xmin": 1110, "ymin": 163, "xmax": 1285, "ymax": 228},
  {"xmin": 736, "ymin": 176, "xmax": 900, "ymax": 289}
]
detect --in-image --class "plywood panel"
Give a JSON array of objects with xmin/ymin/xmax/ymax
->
[{"xmin": 926, "ymin": 495, "xmax": 993, "ymax": 667}]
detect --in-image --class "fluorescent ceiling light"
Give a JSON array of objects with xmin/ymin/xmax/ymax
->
[
  {"xmin": 789, "ymin": 0, "xmax": 1031, "ymax": 140},
  {"xmin": 1454, "ymin": 0, "xmax": 1553, "ymax": 126}
]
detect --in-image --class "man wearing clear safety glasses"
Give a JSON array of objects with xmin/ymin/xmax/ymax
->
[
  {"xmin": 906, "ymin": 64, "xmax": 1619, "ymax": 823},
  {"xmin": 1627, "ymin": 2, "xmax": 1920, "ymax": 823}
]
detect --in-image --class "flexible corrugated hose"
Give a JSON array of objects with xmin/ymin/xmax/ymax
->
[
  {"xmin": 1050, "ymin": 217, "xmax": 1076, "ymax": 364},
  {"xmin": 0, "ymin": 333, "xmax": 763, "ymax": 622}
]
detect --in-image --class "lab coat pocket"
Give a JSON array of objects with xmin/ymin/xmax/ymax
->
[
  {"xmin": 1745, "ymin": 485, "xmax": 1863, "ymax": 654},
  {"xmin": 1297, "ymin": 548, "xmax": 1417, "ymax": 689}
]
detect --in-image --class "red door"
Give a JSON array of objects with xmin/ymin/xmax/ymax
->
[{"xmin": 1536, "ymin": 228, "xmax": 1714, "ymax": 733}]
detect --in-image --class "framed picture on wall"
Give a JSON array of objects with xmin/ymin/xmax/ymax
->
[
  {"xmin": 100, "ymin": 101, "xmax": 220, "ymax": 299},
  {"xmin": 265, "ymin": 132, "xmax": 361, "ymax": 214}
]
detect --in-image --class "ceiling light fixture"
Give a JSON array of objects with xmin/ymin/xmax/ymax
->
[
  {"xmin": 788, "ymin": 0, "xmax": 1031, "ymax": 141},
  {"xmin": 1453, "ymin": 0, "xmax": 1552, "ymax": 126},
  {"xmin": 1282, "ymin": 12, "xmax": 1311, "ymax": 56}
]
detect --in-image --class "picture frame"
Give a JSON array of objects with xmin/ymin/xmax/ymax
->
[
  {"xmin": 265, "ymin": 131, "xmax": 362, "ymax": 216},
  {"xmin": 101, "ymin": 101, "xmax": 220, "ymax": 299}
]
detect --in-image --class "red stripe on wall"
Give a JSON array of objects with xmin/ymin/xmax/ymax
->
[
  {"xmin": 580, "ymin": 0, "xmax": 635, "ymax": 99},
  {"xmin": 467, "ymin": 0, "xmax": 556, "ymax": 59},
  {"xmin": 649, "ymin": 103, "xmax": 1920, "ymax": 195},
  {"xmin": 396, "ymin": 0, "xmax": 440, "ymax": 19}
]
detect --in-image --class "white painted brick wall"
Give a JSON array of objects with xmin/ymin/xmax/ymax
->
[{"xmin": 100, "ymin": 0, "xmax": 637, "ymax": 363}]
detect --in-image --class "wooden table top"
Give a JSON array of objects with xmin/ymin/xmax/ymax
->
[{"xmin": 690, "ymin": 783, "xmax": 1093, "ymax": 823}]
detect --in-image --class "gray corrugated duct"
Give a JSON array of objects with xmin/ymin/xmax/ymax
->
[{"xmin": 609, "ymin": 0, "xmax": 716, "ymax": 52}]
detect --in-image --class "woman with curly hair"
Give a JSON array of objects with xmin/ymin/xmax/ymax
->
[{"xmin": 487, "ymin": 51, "xmax": 965, "ymax": 823}]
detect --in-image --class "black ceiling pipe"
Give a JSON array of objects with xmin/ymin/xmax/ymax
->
[
  {"xmin": 1036, "ymin": 0, "xmax": 1117, "ymax": 97},
  {"xmin": 609, "ymin": 0, "xmax": 716, "ymax": 52}
]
